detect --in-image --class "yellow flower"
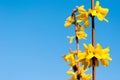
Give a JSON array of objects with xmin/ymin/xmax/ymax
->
[
  {"xmin": 89, "ymin": 1, "xmax": 109, "ymax": 22},
  {"xmin": 64, "ymin": 16, "xmax": 74, "ymax": 27},
  {"xmin": 76, "ymin": 12, "xmax": 88, "ymax": 21},
  {"xmin": 64, "ymin": 21, "xmax": 72, "ymax": 27},
  {"xmin": 63, "ymin": 52, "xmax": 76, "ymax": 67},
  {"xmin": 76, "ymin": 31, "xmax": 87, "ymax": 39},
  {"xmin": 82, "ymin": 43, "xmax": 112, "ymax": 67},
  {"xmin": 67, "ymin": 36, "xmax": 75, "ymax": 44},
  {"xmin": 82, "ymin": 74, "xmax": 91, "ymax": 80},
  {"xmin": 67, "ymin": 16, "xmax": 74, "ymax": 21},
  {"xmin": 96, "ymin": 2, "xmax": 109, "ymax": 22},
  {"xmin": 66, "ymin": 66, "xmax": 91, "ymax": 80},
  {"xmin": 100, "ymin": 59, "xmax": 109, "ymax": 66},
  {"xmin": 76, "ymin": 12, "xmax": 90, "ymax": 28},
  {"xmin": 76, "ymin": 6, "xmax": 90, "ymax": 28},
  {"xmin": 82, "ymin": 44, "xmax": 99, "ymax": 67},
  {"xmin": 95, "ymin": 44, "xmax": 112, "ymax": 60},
  {"xmin": 77, "ymin": 5, "xmax": 86, "ymax": 13},
  {"xmin": 66, "ymin": 71, "xmax": 77, "ymax": 80},
  {"xmin": 95, "ymin": 44, "xmax": 112, "ymax": 66},
  {"xmin": 76, "ymin": 44, "xmax": 94, "ymax": 69},
  {"xmin": 83, "ymin": 44, "xmax": 94, "ymax": 59},
  {"xmin": 79, "ymin": 66, "xmax": 91, "ymax": 80},
  {"xmin": 84, "ymin": 20, "xmax": 90, "ymax": 28},
  {"xmin": 77, "ymin": 51, "xmax": 86, "ymax": 62}
]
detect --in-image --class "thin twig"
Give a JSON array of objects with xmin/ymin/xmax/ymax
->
[{"xmin": 72, "ymin": 9, "xmax": 81, "ymax": 80}]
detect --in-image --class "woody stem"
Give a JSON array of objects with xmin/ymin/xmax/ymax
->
[{"xmin": 91, "ymin": 0, "xmax": 96, "ymax": 80}]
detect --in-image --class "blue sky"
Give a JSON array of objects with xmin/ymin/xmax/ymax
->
[{"xmin": 0, "ymin": 0, "xmax": 119, "ymax": 80}]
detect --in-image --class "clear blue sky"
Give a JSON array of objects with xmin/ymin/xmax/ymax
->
[{"xmin": 0, "ymin": 0, "xmax": 119, "ymax": 80}]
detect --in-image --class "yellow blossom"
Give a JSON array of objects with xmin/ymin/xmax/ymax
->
[
  {"xmin": 67, "ymin": 16, "xmax": 74, "ymax": 21},
  {"xmin": 76, "ymin": 45, "xmax": 92, "ymax": 69},
  {"xmin": 80, "ymin": 66, "xmax": 91, "ymax": 80},
  {"xmin": 76, "ymin": 12, "xmax": 88, "ymax": 21},
  {"xmin": 66, "ymin": 66, "xmax": 91, "ymax": 80},
  {"xmin": 95, "ymin": 44, "xmax": 112, "ymax": 60},
  {"xmin": 84, "ymin": 20, "xmax": 90, "ymax": 28},
  {"xmin": 82, "ymin": 44, "xmax": 99, "ymax": 67},
  {"xmin": 67, "ymin": 36, "xmax": 75, "ymax": 44},
  {"xmin": 100, "ymin": 59, "xmax": 109, "ymax": 66},
  {"xmin": 77, "ymin": 51, "xmax": 86, "ymax": 62},
  {"xmin": 82, "ymin": 74, "xmax": 91, "ymax": 80},
  {"xmin": 89, "ymin": 1, "xmax": 109, "ymax": 22},
  {"xmin": 76, "ymin": 31, "xmax": 87, "ymax": 39},
  {"xmin": 81, "ymin": 43, "xmax": 112, "ymax": 67},
  {"xmin": 77, "ymin": 5, "xmax": 86, "ymax": 13},
  {"xmin": 76, "ymin": 12, "xmax": 90, "ymax": 28},
  {"xmin": 63, "ymin": 52, "xmax": 76, "ymax": 67},
  {"xmin": 64, "ymin": 16, "xmax": 74, "ymax": 27},
  {"xmin": 83, "ymin": 44, "xmax": 94, "ymax": 60},
  {"xmin": 77, "ymin": 52, "xmax": 88, "ymax": 69},
  {"xmin": 76, "ymin": 6, "xmax": 90, "ymax": 28},
  {"xmin": 66, "ymin": 71, "xmax": 77, "ymax": 80},
  {"xmin": 64, "ymin": 21, "xmax": 72, "ymax": 27},
  {"xmin": 95, "ymin": 44, "xmax": 112, "ymax": 66},
  {"xmin": 76, "ymin": 51, "xmax": 88, "ymax": 69}
]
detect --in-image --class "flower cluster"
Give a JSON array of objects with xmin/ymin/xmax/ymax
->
[
  {"xmin": 76, "ymin": 44, "xmax": 112, "ymax": 69},
  {"xmin": 64, "ymin": 1, "xmax": 109, "ymax": 28},
  {"xmin": 63, "ymin": 1, "xmax": 111, "ymax": 80},
  {"xmin": 65, "ymin": 1, "xmax": 109, "ymax": 44}
]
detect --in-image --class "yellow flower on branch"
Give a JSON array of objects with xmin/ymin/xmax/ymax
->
[
  {"xmin": 67, "ymin": 36, "xmax": 75, "ymax": 44},
  {"xmin": 77, "ymin": 5, "xmax": 86, "ymax": 13},
  {"xmin": 95, "ymin": 44, "xmax": 112, "ymax": 60},
  {"xmin": 76, "ymin": 5, "xmax": 90, "ymax": 28},
  {"xmin": 64, "ymin": 21, "xmax": 72, "ymax": 27},
  {"xmin": 79, "ymin": 66, "xmax": 91, "ymax": 80},
  {"xmin": 66, "ymin": 66, "xmax": 91, "ymax": 80},
  {"xmin": 64, "ymin": 16, "xmax": 74, "ymax": 27},
  {"xmin": 63, "ymin": 51, "xmax": 76, "ymax": 67},
  {"xmin": 76, "ymin": 31, "xmax": 87, "ymax": 40},
  {"xmin": 76, "ymin": 12, "xmax": 90, "ymax": 28},
  {"xmin": 83, "ymin": 44, "xmax": 94, "ymax": 59},
  {"xmin": 82, "ymin": 74, "xmax": 91, "ymax": 80},
  {"xmin": 82, "ymin": 44, "xmax": 99, "ymax": 67},
  {"xmin": 76, "ymin": 48, "xmax": 90, "ymax": 69},
  {"xmin": 100, "ymin": 59, "xmax": 109, "ymax": 66},
  {"xmin": 67, "ymin": 16, "xmax": 74, "ymax": 21},
  {"xmin": 77, "ymin": 51, "xmax": 86, "ymax": 62},
  {"xmin": 81, "ymin": 43, "xmax": 112, "ymax": 67},
  {"xmin": 66, "ymin": 71, "xmax": 77, "ymax": 80},
  {"xmin": 89, "ymin": 1, "xmax": 109, "ymax": 22},
  {"xmin": 95, "ymin": 44, "xmax": 112, "ymax": 66},
  {"xmin": 95, "ymin": 1, "xmax": 109, "ymax": 22}
]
